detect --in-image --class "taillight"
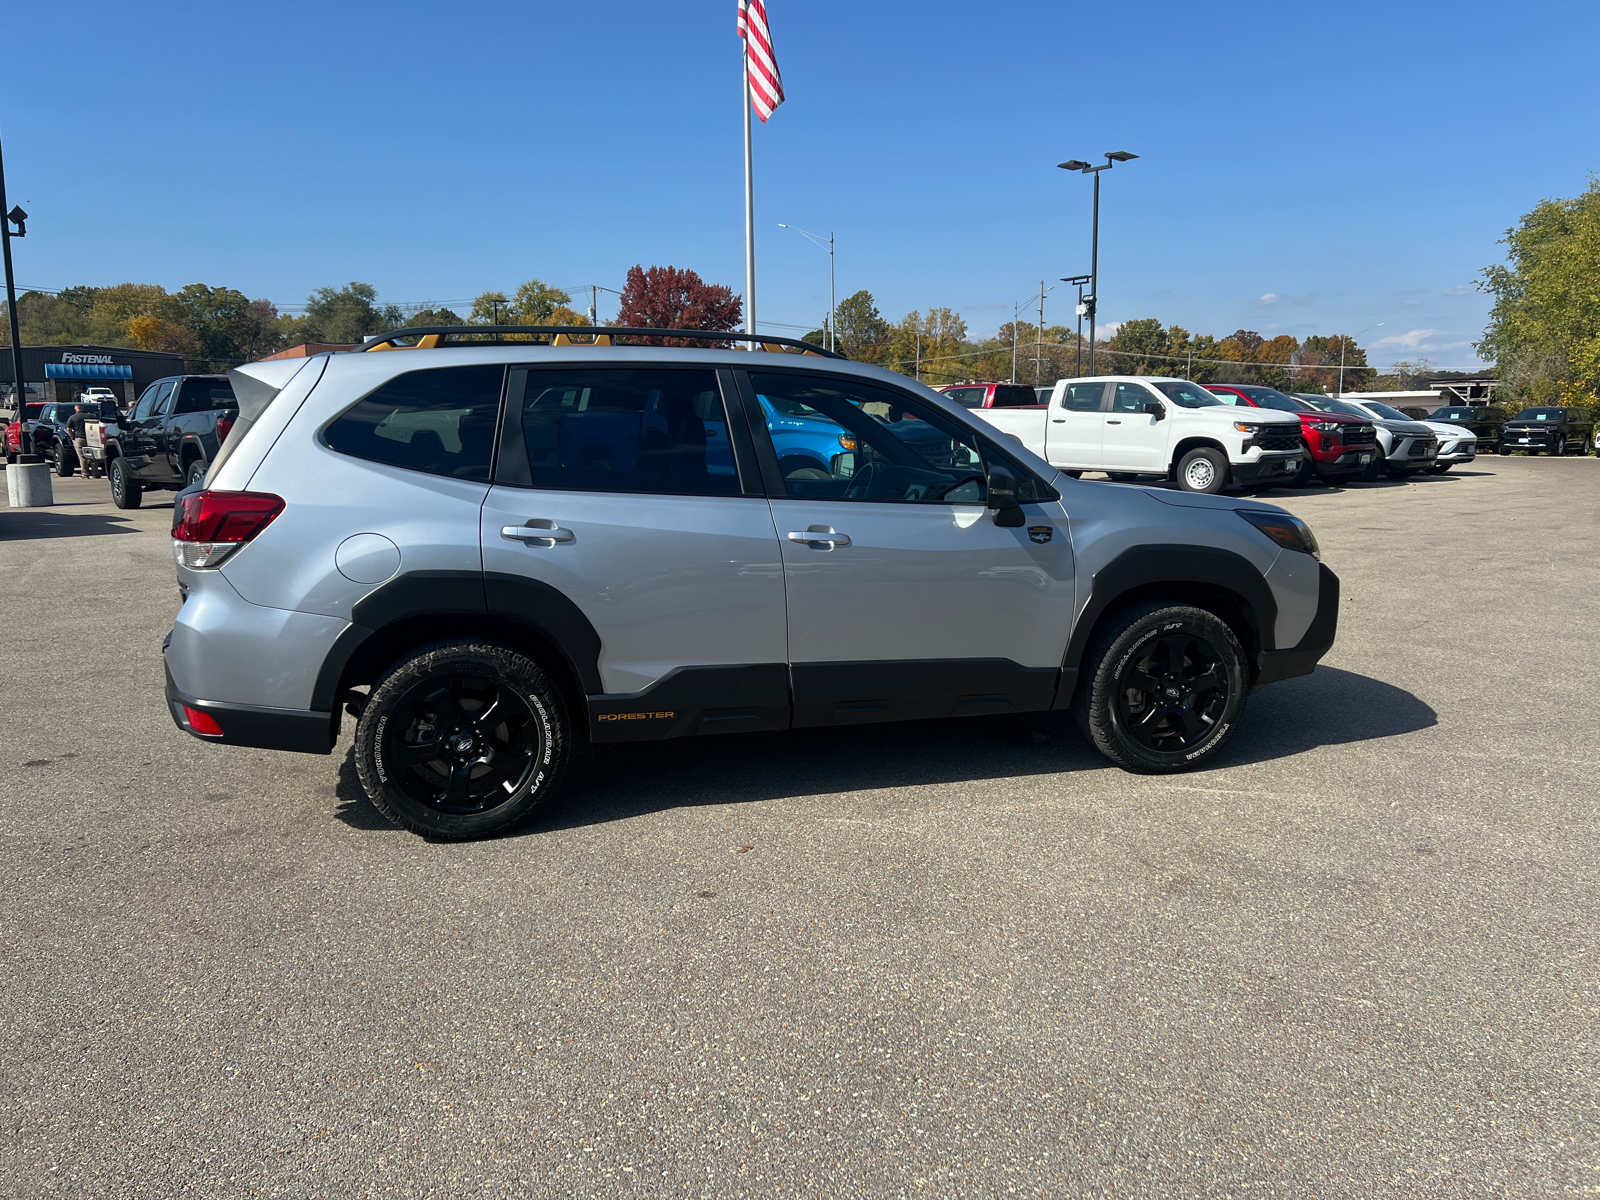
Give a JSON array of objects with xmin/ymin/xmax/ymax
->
[
  {"xmin": 172, "ymin": 490, "xmax": 284, "ymax": 569},
  {"xmin": 182, "ymin": 706, "xmax": 224, "ymax": 736},
  {"xmin": 215, "ymin": 416, "xmax": 233, "ymax": 442}
]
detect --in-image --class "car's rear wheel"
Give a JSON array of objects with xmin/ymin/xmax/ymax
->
[
  {"xmin": 355, "ymin": 639, "xmax": 570, "ymax": 840},
  {"xmin": 1074, "ymin": 601, "xmax": 1248, "ymax": 773},
  {"xmin": 1176, "ymin": 447, "xmax": 1228, "ymax": 494},
  {"xmin": 186, "ymin": 458, "xmax": 207, "ymax": 488},
  {"xmin": 109, "ymin": 457, "xmax": 142, "ymax": 509},
  {"xmin": 1061, "ymin": 470, "xmax": 1083, "ymax": 479},
  {"xmin": 53, "ymin": 443, "xmax": 73, "ymax": 477}
]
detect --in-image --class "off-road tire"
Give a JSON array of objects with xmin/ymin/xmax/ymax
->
[
  {"xmin": 1062, "ymin": 470, "xmax": 1084, "ymax": 479},
  {"xmin": 1176, "ymin": 447, "xmax": 1228, "ymax": 494},
  {"xmin": 1074, "ymin": 601, "xmax": 1249, "ymax": 774},
  {"xmin": 186, "ymin": 458, "xmax": 207, "ymax": 488},
  {"xmin": 355, "ymin": 639, "xmax": 570, "ymax": 840},
  {"xmin": 109, "ymin": 456, "xmax": 142, "ymax": 509},
  {"xmin": 53, "ymin": 444, "xmax": 74, "ymax": 477}
]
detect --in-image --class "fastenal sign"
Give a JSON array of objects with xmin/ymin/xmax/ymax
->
[{"xmin": 61, "ymin": 353, "xmax": 115, "ymax": 365}]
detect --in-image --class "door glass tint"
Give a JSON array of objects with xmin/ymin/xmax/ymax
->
[
  {"xmin": 515, "ymin": 367, "xmax": 737, "ymax": 496},
  {"xmin": 1060, "ymin": 382, "xmax": 1107, "ymax": 411},
  {"xmin": 131, "ymin": 387, "xmax": 160, "ymax": 420},
  {"xmin": 750, "ymin": 372, "xmax": 986, "ymax": 503},
  {"xmin": 992, "ymin": 385, "xmax": 1039, "ymax": 408},
  {"xmin": 943, "ymin": 387, "xmax": 984, "ymax": 408},
  {"xmin": 1112, "ymin": 383, "xmax": 1154, "ymax": 413},
  {"xmin": 176, "ymin": 378, "xmax": 238, "ymax": 414},
  {"xmin": 324, "ymin": 365, "xmax": 503, "ymax": 481},
  {"xmin": 152, "ymin": 382, "xmax": 176, "ymax": 416}
]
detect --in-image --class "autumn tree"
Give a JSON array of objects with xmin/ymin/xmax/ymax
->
[{"xmin": 615, "ymin": 265, "xmax": 741, "ymax": 343}]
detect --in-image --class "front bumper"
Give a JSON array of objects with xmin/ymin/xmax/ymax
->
[
  {"xmin": 1231, "ymin": 453, "xmax": 1302, "ymax": 484},
  {"xmin": 1253, "ymin": 561, "xmax": 1339, "ymax": 690},
  {"xmin": 1312, "ymin": 447, "xmax": 1377, "ymax": 477}
]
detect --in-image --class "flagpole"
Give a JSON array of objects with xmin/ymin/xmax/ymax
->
[{"xmin": 742, "ymin": 42, "xmax": 756, "ymax": 348}]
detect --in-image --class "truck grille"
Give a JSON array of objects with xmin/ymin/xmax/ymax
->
[
  {"xmin": 1407, "ymin": 438, "xmax": 1437, "ymax": 457},
  {"xmin": 1257, "ymin": 432, "xmax": 1300, "ymax": 452},
  {"xmin": 1349, "ymin": 425, "xmax": 1375, "ymax": 442}
]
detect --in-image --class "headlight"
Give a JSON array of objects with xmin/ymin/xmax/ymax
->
[
  {"xmin": 1236, "ymin": 509, "xmax": 1320, "ymax": 559},
  {"xmin": 1308, "ymin": 420, "xmax": 1342, "ymax": 433},
  {"xmin": 1232, "ymin": 422, "xmax": 1263, "ymax": 435},
  {"xmin": 837, "ymin": 434, "xmax": 857, "ymax": 451}
]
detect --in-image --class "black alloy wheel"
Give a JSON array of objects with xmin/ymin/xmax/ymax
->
[
  {"xmin": 356, "ymin": 640, "xmax": 569, "ymax": 839},
  {"xmin": 186, "ymin": 458, "xmax": 207, "ymax": 488},
  {"xmin": 109, "ymin": 457, "xmax": 142, "ymax": 509},
  {"xmin": 1075, "ymin": 601, "xmax": 1248, "ymax": 773}
]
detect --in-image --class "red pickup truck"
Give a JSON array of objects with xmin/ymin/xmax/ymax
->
[
  {"xmin": 1205, "ymin": 384, "xmax": 1377, "ymax": 485},
  {"xmin": 933, "ymin": 382, "xmax": 1044, "ymax": 410}
]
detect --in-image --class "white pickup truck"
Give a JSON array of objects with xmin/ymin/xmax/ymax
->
[{"xmin": 970, "ymin": 375, "xmax": 1305, "ymax": 493}]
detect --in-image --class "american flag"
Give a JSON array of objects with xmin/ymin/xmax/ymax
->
[{"xmin": 737, "ymin": 0, "xmax": 784, "ymax": 123}]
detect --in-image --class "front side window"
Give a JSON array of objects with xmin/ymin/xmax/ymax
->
[
  {"xmin": 1060, "ymin": 382, "xmax": 1108, "ymax": 412},
  {"xmin": 750, "ymin": 372, "xmax": 988, "ymax": 503},
  {"xmin": 511, "ymin": 367, "xmax": 737, "ymax": 496},
  {"xmin": 151, "ymin": 382, "xmax": 176, "ymax": 417},
  {"xmin": 1112, "ymin": 383, "xmax": 1156, "ymax": 413},
  {"xmin": 324, "ymin": 365, "xmax": 503, "ymax": 481},
  {"xmin": 131, "ymin": 386, "xmax": 161, "ymax": 420}
]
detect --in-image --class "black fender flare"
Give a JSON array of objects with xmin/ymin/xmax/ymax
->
[
  {"xmin": 1061, "ymin": 544, "xmax": 1279, "ymax": 673},
  {"xmin": 310, "ymin": 570, "xmax": 604, "ymax": 711}
]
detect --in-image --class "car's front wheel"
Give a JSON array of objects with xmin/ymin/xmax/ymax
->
[
  {"xmin": 53, "ymin": 443, "xmax": 73, "ymax": 477},
  {"xmin": 185, "ymin": 458, "xmax": 207, "ymax": 488},
  {"xmin": 109, "ymin": 457, "xmax": 142, "ymax": 509},
  {"xmin": 355, "ymin": 639, "xmax": 571, "ymax": 840},
  {"xmin": 1074, "ymin": 601, "xmax": 1248, "ymax": 773},
  {"xmin": 1176, "ymin": 447, "xmax": 1229, "ymax": 494}
]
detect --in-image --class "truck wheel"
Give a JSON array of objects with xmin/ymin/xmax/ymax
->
[
  {"xmin": 1062, "ymin": 471, "xmax": 1083, "ymax": 479},
  {"xmin": 1176, "ymin": 447, "xmax": 1228, "ymax": 494},
  {"xmin": 53, "ymin": 444, "xmax": 73, "ymax": 477},
  {"xmin": 1074, "ymin": 601, "xmax": 1248, "ymax": 774},
  {"xmin": 355, "ymin": 639, "xmax": 571, "ymax": 841},
  {"xmin": 109, "ymin": 457, "xmax": 142, "ymax": 509},
  {"xmin": 186, "ymin": 458, "xmax": 207, "ymax": 488}
]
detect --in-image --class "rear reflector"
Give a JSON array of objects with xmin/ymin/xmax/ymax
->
[
  {"xmin": 173, "ymin": 489, "xmax": 284, "ymax": 569},
  {"xmin": 183, "ymin": 706, "xmax": 224, "ymax": 736}
]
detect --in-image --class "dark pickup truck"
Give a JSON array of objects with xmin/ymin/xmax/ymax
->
[
  {"xmin": 107, "ymin": 375, "xmax": 239, "ymax": 508},
  {"xmin": 1495, "ymin": 406, "xmax": 1595, "ymax": 456},
  {"xmin": 1427, "ymin": 404, "xmax": 1508, "ymax": 452}
]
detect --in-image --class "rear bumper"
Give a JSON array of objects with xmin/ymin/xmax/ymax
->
[
  {"xmin": 1254, "ymin": 562, "xmax": 1339, "ymax": 690},
  {"xmin": 165, "ymin": 657, "xmax": 334, "ymax": 754}
]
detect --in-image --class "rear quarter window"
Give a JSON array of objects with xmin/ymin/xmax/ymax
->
[{"xmin": 324, "ymin": 365, "xmax": 505, "ymax": 482}]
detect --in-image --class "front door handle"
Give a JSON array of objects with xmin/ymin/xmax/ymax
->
[
  {"xmin": 1050, "ymin": 418, "xmax": 1066, "ymax": 424},
  {"xmin": 501, "ymin": 520, "xmax": 574, "ymax": 546},
  {"xmin": 787, "ymin": 527, "xmax": 852, "ymax": 548},
  {"xmin": 1106, "ymin": 419, "xmax": 1122, "ymax": 424}
]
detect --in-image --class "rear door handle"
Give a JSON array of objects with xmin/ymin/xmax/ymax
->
[
  {"xmin": 1050, "ymin": 418, "xmax": 1066, "ymax": 424},
  {"xmin": 501, "ymin": 521, "xmax": 574, "ymax": 546},
  {"xmin": 1105, "ymin": 419, "xmax": 1122, "ymax": 424},
  {"xmin": 787, "ymin": 528, "xmax": 852, "ymax": 547}
]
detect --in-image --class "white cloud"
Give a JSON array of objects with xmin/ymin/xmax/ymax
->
[
  {"xmin": 1098, "ymin": 321, "xmax": 1123, "ymax": 338},
  {"xmin": 1254, "ymin": 293, "xmax": 1281, "ymax": 307},
  {"xmin": 1440, "ymin": 286, "xmax": 1476, "ymax": 296},
  {"xmin": 1254, "ymin": 291, "xmax": 1314, "ymax": 307},
  {"xmin": 1377, "ymin": 328, "xmax": 1443, "ymax": 348}
]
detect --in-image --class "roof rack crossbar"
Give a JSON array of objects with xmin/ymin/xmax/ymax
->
[{"xmin": 359, "ymin": 325, "xmax": 846, "ymax": 359}]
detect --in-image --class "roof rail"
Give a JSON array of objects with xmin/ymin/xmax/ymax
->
[{"xmin": 358, "ymin": 325, "xmax": 847, "ymax": 359}]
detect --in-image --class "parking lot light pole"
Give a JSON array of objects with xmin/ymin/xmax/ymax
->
[
  {"xmin": 1058, "ymin": 152, "xmax": 1138, "ymax": 377},
  {"xmin": 0, "ymin": 128, "xmax": 33, "ymax": 461},
  {"xmin": 778, "ymin": 224, "xmax": 835, "ymax": 351},
  {"xmin": 1337, "ymin": 322, "xmax": 1384, "ymax": 396}
]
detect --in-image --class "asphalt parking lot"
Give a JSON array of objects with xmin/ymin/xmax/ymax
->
[{"xmin": 2, "ymin": 458, "xmax": 1596, "ymax": 1199}]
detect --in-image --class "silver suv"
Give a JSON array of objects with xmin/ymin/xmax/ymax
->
[{"xmin": 164, "ymin": 327, "xmax": 1339, "ymax": 839}]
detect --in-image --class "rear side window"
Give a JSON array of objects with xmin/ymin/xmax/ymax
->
[
  {"xmin": 510, "ymin": 366, "xmax": 738, "ymax": 496},
  {"xmin": 992, "ymin": 386, "xmax": 1039, "ymax": 408},
  {"xmin": 176, "ymin": 378, "xmax": 238, "ymax": 414},
  {"xmin": 942, "ymin": 387, "xmax": 985, "ymax": 408},
  {"xmin": 324, "ymin": 365, "xmax": 504, "ymax": 482}
]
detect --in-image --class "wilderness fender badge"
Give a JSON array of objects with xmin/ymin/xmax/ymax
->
[{"xmin": 1028, "ymin": 525, "xmax": 1053, "ymax": 544}]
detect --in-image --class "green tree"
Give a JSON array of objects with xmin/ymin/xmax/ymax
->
[
  {"xmin": 303, "ymin": 282, "xmax": 401, "ymax": 344},
  {"xmin": 1106, "ymin": 318, "xmax": 1171, "ymax": 375},
  {"xmin": 832, "ymin": 290, "xmax": 890, "ymax": 363},
  {"xmin": 884, "ymin": 307, "xmax": 968, "ymax": 383},
  {"xmin": 510, "ymin": 279, "xmax": 572, "ymax": 323},
  {"xmin": 1480, "ymin": 178, "xmax": 1600, "ymax": 407},
  {"xmin": 405, "ymin": 307, "xmax": 464, "ymax": 327}
]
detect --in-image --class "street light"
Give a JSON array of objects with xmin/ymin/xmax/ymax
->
[
  {"xmin": 778, "ymin": 224, "xmax": 835, "ymax": 352},
  {"xmin": 0, "ymin": 132, "xmax": 32, "ymax": 463},
  {"xmin": 1060, "ymin": 274, "xmax": 1090, "ymax": 377},
  {"xmin": 1337, "ymin": 322, "xmax": 1384, "ymax": 396},
  {"xmin": 1058, "ymin": 152, "xmax": 1139, "ymax": 376}
]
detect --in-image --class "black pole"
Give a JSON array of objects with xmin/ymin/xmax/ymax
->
[
  {"xmin": 1075, "ymin": 281, "xmax": 1083, "ymax": 377},
  {"xmin": 1088, "ymin": 169, "xmax": 1099, "ymax": 378},
  {"xmin": 0, "ymin": 128, "xmax": 31, "ymax": 460}
]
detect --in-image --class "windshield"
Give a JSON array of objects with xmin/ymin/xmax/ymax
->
[
  {"xmin": 1297, "ymin": 396, "xmax": 1368, "ymax": 417},
  {"xmin": 1362, "ymin": 402, "xmax": 1410, "ymax": 421},
  {"xmin": 1514, "ymin": 408, "xmax": 1563, "ymax": 421},
  {"xmin": 1234, "ymin": 387, "xmax": 1305, "ymax": 413},
  {"xmin": 1431, "ymin": 408, "xmax": 1478, "ymax": 421},
  {"xmin": 1152, "ymin": 381, "xmax": 1225, "ymax": 408}
]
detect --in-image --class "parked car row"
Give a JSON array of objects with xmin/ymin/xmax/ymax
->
[{"xmin": 946, "ymin": 377, "xmax": 1597, "ymax": 494}]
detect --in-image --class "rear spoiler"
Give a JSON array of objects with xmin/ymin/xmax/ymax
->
[{"xmin": 227, "ymin": 358, "xmax": 312, "ymax": 423}]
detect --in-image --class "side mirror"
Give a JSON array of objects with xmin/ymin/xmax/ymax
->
[
  {"xmin": 986, "ymin": 463, "xmax": 1027, "ymax": 527},
  {"xmin": 1142, "ymin": 399, "xmax": 1166, "ymax": 420}
]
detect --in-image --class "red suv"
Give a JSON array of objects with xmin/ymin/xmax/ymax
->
[
  {"xmin": 1205, "ymin": 384, "xmax": 1377, "ymax": 485},
  {"xmin": 934, "ymin": 382, "xmax": 1043, "ymax": 409}
]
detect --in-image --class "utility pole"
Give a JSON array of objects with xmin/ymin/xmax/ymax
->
[
  {"xmin": 1058, "ymin": 152, "xmax": 1139, "ymax": 377},
  {"xmin": 915, "ymin": 327, "xmax": 921, "ymax": 382},
  {"xmin": 1187, "ymin": 342, "xmax": 1194, "ymax": 379},
  {"xmin": 1060, "ymin": 275, "xmax": 1090, "ymax": 379},
  {"xmin": 590, "ymin": 284, "xmax": 598, "ymax": 326},
  {"xmin": 778, "ymin": 224, "xmax": 836, "ymax": 352},
  {"xmin": 1036, "ymin": 281, "xmax": 1046, "ymax": 386}
]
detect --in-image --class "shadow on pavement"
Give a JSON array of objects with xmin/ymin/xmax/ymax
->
[
  {"xmin": 331, "ymin": 665, "xmax": 1436, "ymax": 838},
  {"xmin": 0, "ymin": 508, "xmax": 140, "ymax": 540}
]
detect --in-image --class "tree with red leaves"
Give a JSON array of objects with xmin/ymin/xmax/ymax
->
[{"xmin": 615, "ymin": 265, "xmax": 742, "ymax": 345}]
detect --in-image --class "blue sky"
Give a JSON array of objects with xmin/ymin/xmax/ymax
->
[{"xmin": 7, "ymin": 0, "xmax": 1598, "ymax": 369}]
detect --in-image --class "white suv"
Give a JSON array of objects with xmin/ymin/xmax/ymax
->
[
  {"xmin": 970, "ymin": 376, "xmax": 1305, "ymax": 493},
  {"xmin": 163, "ymin": 329, "xmax": 1338, "ymax": 840}
]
